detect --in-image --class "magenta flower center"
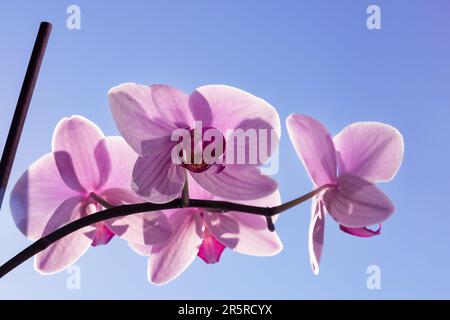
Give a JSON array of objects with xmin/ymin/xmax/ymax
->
[{"xmin": 179, "ymin": 126, "xmax": 226, "ymax": 174}]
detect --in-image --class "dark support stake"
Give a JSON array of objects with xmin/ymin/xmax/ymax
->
[{"xmin": 0, "ymin": 22, "xmax": 52, "ymax": 209}]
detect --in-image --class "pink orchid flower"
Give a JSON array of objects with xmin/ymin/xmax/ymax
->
[
  {"xmin": 130, "ymin": 176, "xmax": 283, "ymax": 285},
  {"xmin": 108, "ymin": 83, "xmax": 280, "ymax": 203},
  {"xmin": 10, "ymin": 116, "xmax": 171, "ymax": 274},
  {"xmin": 286, "ymin": 114, "xmax": 404, "ymax": 275}
]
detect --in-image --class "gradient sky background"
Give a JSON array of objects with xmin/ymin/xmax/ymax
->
[{"xmin": 0, "ymin": 0, "xmax": 449, "ymax": 299}]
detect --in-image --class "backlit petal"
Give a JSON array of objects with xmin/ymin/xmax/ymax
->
[
  {"xmin": 108, "ymin": 83, "xmax": 192, "ymax": 156},
  {"xmin": 132, "ymin": 149, "xmax": 185, "ymax": 203},
  {"xmin": 10, "ymin": 153, "xmax": 79, "ymax": 240},
  {"xmin": 197, "ymin": 228, "xmax": 226, "ymax": 264},
  {"xmin": 286, "ymin": 114, "xmax": 337, "ymax": 187},
  {"xmin": 334, "ymin": 122, "xmax": 404, "ymax": 183},
  {"xmin": 190, "ymin": 85, "xmax": 280, "ymax": 164},
  {"xmin": 308, "ymin": 197, "xmax": 325, "ymax": 275},
  {"xmin": 52, "ymin": 116, "xmax": 108, "ymax": 191},
  {"xmin": 191, "ymin": 165, "xmax": 277, "ymax": 200},
  {"xmin": 323, "ymin": 174, "xmax": 394, "ymax": 228},
  {"xmin": 148, "ymin": 209, "xmax": 203, "ymax": 285}
]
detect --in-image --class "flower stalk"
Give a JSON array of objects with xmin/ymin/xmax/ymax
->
[{"xmin": 0, "ymin": 184, "xmax": 333, "ymax": 279}]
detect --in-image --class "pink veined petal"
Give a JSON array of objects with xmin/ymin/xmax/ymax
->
[
  {"xmin": 128, "ymin": 209, "xmax": 184, "ymax": 255},
  {"xmin": 100, "ymin": 136, "xmax": 138, "ymax": 190},
  {"xmin": 189, "ymin": 85, "xmax": 281, "ymax": 163},
  {"xmin": 339, "ymin": 224, "xmax": 381, "ymax": 238},
  {"xmin": 101, "ymin": 188, "xmax": 172, "ymax": 245},
  {"xmin": 308, "ymin": 197, "xmax": 325, "ymax": 275},
  {"xmin": 40, "ymin": 196, "xmax": 87, "ymax": 237},
  {"xmin": 35, "ymin": 228, "xmax": 93, "ymax": 274},
  {"xmin": 91, "ymin": 223, "xmax": 115, "ymax": 247},
  {"xmin": 108, "ymin": 83, "xmax": 192, "ymax": 156},
  {"xmin": 132, "ymin": 148, "xmax": 185, "ymax": 203},
  {"xmin": 52, "ymin": 151, "xmax": 85, "ymax": 193},
  {"xmin": 191, "ymin": 165, "xmax": 277, "ymax": 201},
  {"xmin": 151, "ymin": 84, "xmax": 194, "ymax": 128},
  {"xmin": 197, "ymin": 228, "xmax": 226, "ymax": 264},
  {"xmin": 129, "ymin": 241, "xmax": 152, "ymax": 256},
  {"xmin": 204, "ymin": 211, "xmax": 282, "ymax": 256},
  {"xmin": 334, "ymin": 122, "xmax": 404, "ymax": 183},
  {"xmin": 286, "ymin": 114, "xmax": 338, "ymax": 187},
  {"xmin": 10, "ymin": 153, "xmax": 80, "ymax": 240},
  {"xmin": 34, "ymin": 198, "xmax": 94, "ymax": 274},
  {"xmin": 186, "ymin": 174, "xmax": 215, "ymax": 200},
  {"xmin": 189, "ymin": 179, "xmax": 282, "ymax": 254},
  {"xmin": 148, "ymin": 209, "xmax": 203, "ymax": 285},
  {"xmin": 323, "ymin": 173, "xmax": 394, "ymax": 228},
  {"xmin": 52, "ymin": 115, "xmax": 109, "ymax": 191}
]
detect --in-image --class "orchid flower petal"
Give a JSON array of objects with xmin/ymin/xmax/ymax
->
[
  {"xmin": 34, "ymin": 197, "xmax": 93, "ymax": 274},
  {"xmin": 148, "ymin": 209, "xmax": 203, "ymax": 285},
  {"xmin": 151, "ymin": 84, "xmax": 193, "ymax": 127},
  {"xmin": 204, "ymin": 190, "xmax": 283, "ymax": 256},
  {"xmin": 323, "ymin": 174, "xmax": 394, "ymax": 228},
  {"xmin": 10, "ymin": 153, "xmax": 80, "ymax": 240},
  {"xmin": 100, "ymin": 136, "xmax": 138, "ymax": 190},
  {"xmin": 35, "ymin": 228, "xmax": 93, "ymax": 274},
  {"xmin": 308, "ymin": 197, "xmax": 325, "ymax": 275},
  {"xmin": 190, "ymin": 85, "xmax": 281, "ymax": 163},
  {"xmin": 191, "ymin": 165, "xmax": 277, "ymax": 201},
  {"xmin": 108, "ymin": 83, "xmax": 191, "ymax": 156},
  {"xmin": 52, "ymin": 116, "xmax": 109, "ymax": 191},
  {"xmin": 334, "ymin": 122, "xmax": 404, "ymax": 183},
  {"xmin": 197, "ymin": 228, "xmax": 226, "ymax": 264},
  {"xmin": 132, "ymin": 149, "xmax": 185, "ymax": 203},
  {"xmin": 204, "ymin": 211, "xmax": 282, "ymax": 256},
  {"xmin": 339, "ymin": 224, "xmax": 381, "ymax": 237},
  {"xmin": 128, "ymin": 241, "xmax": 152, "ymax": 256},
  {"xmin": 286, "ymin": 114, "xmax": 337, "ymax": 187},
  {"xmin": 91, "ymin": 223, "xmax": 115, "ymax": 247},
  {"xmin": 186, "ymin": 174, "xmax": 215, "ymax": 200},
  {"xmin": 102, "ymin": 188, "xmax": 172, "ymax": 245}
]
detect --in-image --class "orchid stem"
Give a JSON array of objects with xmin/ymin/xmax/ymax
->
[
  {"xmin": 181, "ymin": 171, "xmax": 190, "ymax": 208},
  {"xmin": 89, "ymin": 192, "xmax": 113, "ymax": 209},
  {"xmin": 270, "ymin": 184, "xmax": 335, "ymax": 214},
  {"xmin": 0, "ymin": 184, "xmax": 334, "ymax": 279}
]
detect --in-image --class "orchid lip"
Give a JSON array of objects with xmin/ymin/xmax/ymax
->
[
  {"xmin": 181, "ymin": 162, "xmax": 212, "ymax": 173},
  {"xmin": 178, "ymin": 125, "xmax": 226, "ymax": 173},
  {"xmin": 181, "ymin": 162, "xmax": 225, "ymax": 174}
]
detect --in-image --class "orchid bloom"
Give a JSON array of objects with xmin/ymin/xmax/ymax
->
[
  {"xmin": 130, "ymin": 176, "xmax": 283, "ymax": 285},
  {"xmin": 10, "ymin": 116, "xmax": 171, "ymax": 274},
  {"xmin": 108, "ymin": 83, "xmax": 280, "ymax": 203},
  {"xmin": 286, "ymin": 114, "xmax": 404, "ymax": 275}
]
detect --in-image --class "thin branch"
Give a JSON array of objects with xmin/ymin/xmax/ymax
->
[
  {"xmin": 270, "ymin": 184, "xmax": 334, "ymax": 214},
  {"xmin": 266, "ymin": 216, "xmax": 275, "ymax": 232},
  {"xmin": 181, "ymin": 170, "xmax": 189, "ymax": 208},
  {"xmin": 89, "ymin": 192, "xmax": 113, "ymax": 209},
  {"xmin": 0, "ymin": 185, "xmax": 334, "ymax": 279},
  {"xmin": 0, "ymin": 199, "xmax": 180, "ymax": 279}
]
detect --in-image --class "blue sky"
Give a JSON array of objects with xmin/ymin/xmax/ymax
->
[{"xmin": 0, "ymin": 0, "xmax": 449, "ymax": 299}]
